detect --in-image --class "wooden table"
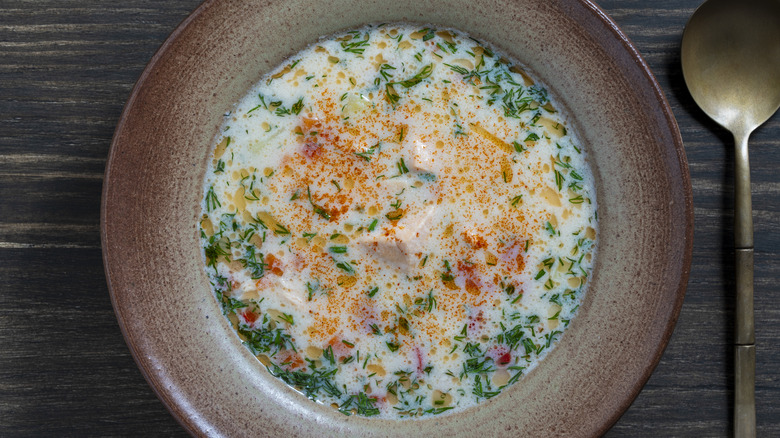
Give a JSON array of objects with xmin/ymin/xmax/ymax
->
[{"xmin": 2, "ymin": 0, "xmax": 778, "ymax": 435}]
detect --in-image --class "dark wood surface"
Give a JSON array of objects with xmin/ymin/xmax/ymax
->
[{"xmin": 1, "ymin": 0, "xmax": 778, "ymax": 436}]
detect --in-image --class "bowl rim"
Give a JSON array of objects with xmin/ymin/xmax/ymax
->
[
  {"xmin": 101, "ymin": 0, "xmax": 694, "ymax": 435},
  {"xmin": 577, "ymin": 2, "xmax": 693, "ymax": 436}
]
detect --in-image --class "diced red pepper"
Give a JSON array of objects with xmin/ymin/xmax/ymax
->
[
  {"xmin": 415, "ymin": 346, "xmax": 426, "ymax": 375},
  {"xmin": 241, "ymin": 309, "xmax": 258, "ymax": 324}
]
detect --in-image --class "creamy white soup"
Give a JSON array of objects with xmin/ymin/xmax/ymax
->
[{"xmin": 199, "ymin": 23, "xmax": 597, "ymax": 419}]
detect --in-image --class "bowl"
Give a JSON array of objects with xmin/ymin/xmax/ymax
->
[{"xmin": 101, "ymin": 0, "xmax": 693, "ymax": 435}]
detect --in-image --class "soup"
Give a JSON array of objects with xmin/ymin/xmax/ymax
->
[{"xmin": 199, "ymin": 23, "xmax": 597, "ymax": 418}]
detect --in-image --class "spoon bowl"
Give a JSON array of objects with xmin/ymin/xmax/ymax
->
[
  {"xmin": 681, "ymin": 0, "xmax": 780, "ymax": 436},
  {"xmin": 682, "ymin": 0, "xmax": 780, "ymax": 135}
]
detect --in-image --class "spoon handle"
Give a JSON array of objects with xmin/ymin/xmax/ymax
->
[{"xmin": 734, "ymin": 131, "xmax": 755, "ymax": 437}]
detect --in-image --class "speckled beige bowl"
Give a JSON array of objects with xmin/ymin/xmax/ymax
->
[{"xmin": 102, "ymin": 0, "xmax": 693, "ymax": 435}]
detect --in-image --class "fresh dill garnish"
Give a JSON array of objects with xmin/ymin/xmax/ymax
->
[
  {"xmin": 396, "ymin": 157, "xmax": 409, "ymax": 174},
  {"xmin": 335, "ymin": 260, "xmax": 355, "ymax": 274},
  {"xmin": 341, "ymin": 35, "xmax": 370, "ymax": 55},
  {"xmin": 291, "ymin": 97, "xmax": 304, "ymax": 115},
  {"xmin": 205, "ymin": 186, "xmax": 220, "ymax": 211},
  {"xmin": 354, "ymin": 142, "xmax": 380, "ymax": 161},
  {"xmin": 237, "ymin": 246, "xmax": 266, "ymax": 279},
  {"xmin": 268, "ymin": 363, "xmax": 342, "ymax": 400},
  {"xmin": 379, "ymin": 63, "xmax": 396, "ymax": 81},
  {"xmin": 395, "ymin": 64, "xmax": 433, "ymax": 88},
  {"xmin": 307, "ymin": 186, "xmax": 331, "ymax": 220},
  {"xmin": 554, "ymin": 169, "xmax": 564, "ymax": 190},
  {"xmin": 278, "ymin": 313, "xmax": 294, "ymax": 325},
  {"xmin": 274, "ymin": 223, "xmax": 291, "ymax": 235},
  {"xmin": 239, "ymin": 314, "xmax": 294, "ymax": 356},
  {"xmin": 306, "ymin": 279, "xmax": 320, "ymax": 301},
  {"xmin": 339, "ymin": 392, "xmax": 380, "ymax": 416}
]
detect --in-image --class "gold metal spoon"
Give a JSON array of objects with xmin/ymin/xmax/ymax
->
[{"xmin": 681, "ymin": 0, "xmax": 780, "ymax": 436}]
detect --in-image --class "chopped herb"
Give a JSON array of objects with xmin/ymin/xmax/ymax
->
[
  {"xmin": 554, "ymin": 169, "xmax": 564, "ymax": 190},
  {"xmin": 205, "ymin": 186, "xmax": 220, "ymax": 211},
  {"xmin": 237, "ymin": 246, "xmax": 266, "ymax": 279},
  {"xmin": 472, "ymin": 375, "xmax": 501, "ymax": 398},
  {"xmin": 354, "ymin": 142, "xmax": 380, "ymax": 161},
  {"xmin": 306, "ymin": 280, "xmax": 320, "ymax": 301},
  {"xmin": 278, "ymin": 313, "xmax": 294, "ymax": 325},
  {"xmin": 323, "ymin": 345, "xmax": 335, "ymax": 364},
  {"xmin": 385, "ymin": 83, "xmax": 400, "ymax": 106},
  {"xmin": 379, "ymin": 63, "xmax": 396, "ymax": 81},
  {"xmin": 335, "ymin": 260, "xmax": 355, "ymax": 274},
  {"xmin": 341, "ymin": 36, "xmax": 370, "ymax": 55},
  {"xmin": 291, "ymin": 97, "xmax": 304, "ymax": 115},
  {"xmin": 339, "ymin": 392, "xmax": 380, "ymax": 416},
  {"xmin": 204, "ymin": 237, "xmax": 229, "ymax": 268},
  {"xmin": 425, "ymin": 407, "xmax": 455, "ymax": 415},
  {"xmin": 307, "ymin": 186, "xmax": 331, "ymax": 220},
  {"xmin": 396, "ymin": 157, "xmax": 409, "ymax": 174},
  {"xmin": 385, "ymin": 209, "xmax": 404, "ymax": 221},
  {"xmin": 268, "ymin": 363, "xmax": 342, "ymax": 400},
  {"xmin": 444, "ymin": 63, "xmax": 469, "ymax": 75},
  {"xmin": 239, "ymin": 315, "xmax": 294, "ymax": 356},
  {"xmin": 398, "ymin": 64, "xmax": 434, "ymax": 87},
  {"xmin": 522, "ymin": 338, "xmax": 536, "ymax": 355}
]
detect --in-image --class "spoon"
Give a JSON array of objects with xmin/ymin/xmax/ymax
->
[{"xmin": 681, "ymin": 0, "xmax": 780, "ymax": 436}]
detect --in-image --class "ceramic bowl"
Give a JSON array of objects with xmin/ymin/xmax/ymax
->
[{"xmin": 102, "ymin": 0, "xmax": 693, "ymax": 435}]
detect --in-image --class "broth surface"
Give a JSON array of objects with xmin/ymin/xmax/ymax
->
[{"xmin": 199, "ymin": 23, "xmax": 598, "ymax": 418}]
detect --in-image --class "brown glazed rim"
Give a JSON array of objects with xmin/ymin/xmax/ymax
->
[
  {"xmin": 102, "ymin": 3, "xmax": 207, "ymax": 435},
  {"xmin": 102, "ymin": 0, "xmax": 693, "ymax": 435},
  {"xmin": 577, "ymin": 1, "xmax": 693, "ymax": 434}
]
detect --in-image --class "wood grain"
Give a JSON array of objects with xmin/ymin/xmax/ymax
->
[{"xmin": 1, "ymin": 0, "xmax": 778, "ymax": 436}]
